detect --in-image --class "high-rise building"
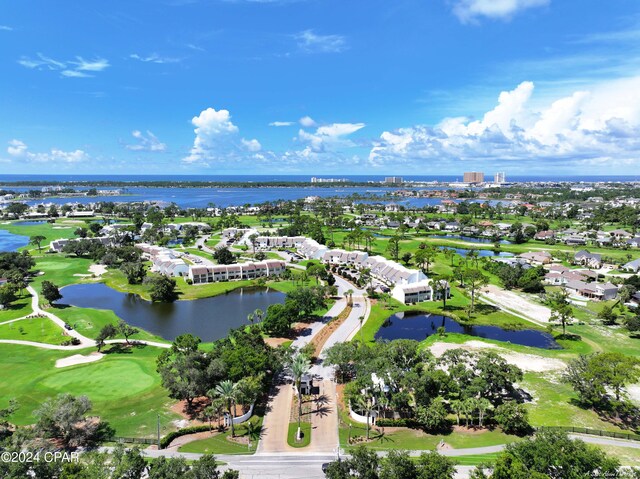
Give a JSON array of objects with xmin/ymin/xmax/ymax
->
[
  {"xmin": 384, "ymin": 176, "xmax": 404, "ymax": 184},
  {"xmin": 494, "ymin": 172, "xmax": 506, "ymax": 184},
  {"xmin": 463, "ymin": 172, "xmax": 484, "ymax": 184}
]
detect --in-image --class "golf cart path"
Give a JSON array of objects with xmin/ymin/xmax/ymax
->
[{"xmin": 0, "ymin": 286, "xmax": 170, "ymax": 350}]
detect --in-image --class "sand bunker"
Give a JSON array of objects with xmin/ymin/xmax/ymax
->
[
  {"xmin": 429, "ymin": 340, "xmax": 566, "ymax": 373},
  {"xmin": 89, "ymin": 264, "xmax": 107, "ymax": 276},
  {"xmin": 55, "ymin": 352, "xmax": 104, "ymax": 368}
]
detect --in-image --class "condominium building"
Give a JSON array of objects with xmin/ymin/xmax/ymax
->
[
  {"xmin": 463, "ymin": 172, "xmax": 485, "ymax": 184},
  {"xmin": 384, "ymin": 177, "xmax": 404, "ymax": 184}
]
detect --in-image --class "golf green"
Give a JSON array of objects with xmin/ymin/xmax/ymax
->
[{"xmin": 40, "ymin": 359, "xmax": 156, "ymax": 400}]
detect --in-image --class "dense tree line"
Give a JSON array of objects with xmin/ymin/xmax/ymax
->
[{"xmin": 326, "ymin": 340, "xmax": 529, "ymax": 435}]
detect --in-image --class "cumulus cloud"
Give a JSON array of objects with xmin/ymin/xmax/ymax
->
[
  {"xmin": 299, "ymin": 116, "xmax": 317, "ymax": 127},
  {"xmin": 18, "ymin": 53, "xmax": 109, "ymax": 78},
  {"xmin": 451, "ymin": 0, "xmax": 549, "ymax": 23},
  {"xmin": 298, "ymin": 122, "xmax": 365, "ymax": 152},
  {"xmin": 183, "ymin": 107, "xmax": 242, "ymax": 164},
  {"xmin": 294, "ymin": 30, "xmax": 347, "ymax": 53},
  {"xmin": 369, "ymin": 78, "xmax": 640, "ymax": 170},
  {"xmin": 241, "ymin": 138, "xmax": 262, "ymax": 152},
  {"xmin": 126, "ymin": 130, "xmax": 167, "ymax": 152},
  {"xmin": 7, "ymin": 140, "xmax": 88, "ymax": 163}
]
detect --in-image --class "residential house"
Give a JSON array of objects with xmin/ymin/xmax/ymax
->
[
  {"xmin": 623, "ymin": 258, "xmax": 640, "ymax": 273},
  {"xmin": 565, "ymin": 280, "xmax": 618, "ymax": 301},
  {"xmin": 574, "ymin": 250, "xmax": 602, "ymax": 269},
  {"xmin": 519, "ymin": 251, "xmax": 553, "ymax": 265}
]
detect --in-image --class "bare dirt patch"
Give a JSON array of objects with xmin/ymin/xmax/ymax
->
[
  {"xmin": 482, "ymin": 284, "xmax": 552, "ymax": 323},
  {"xmin": 430, "ymin": 340, "xmax": 566, "ymax": 373},
  {"xmin": 264, "ymin": 337, "xmax": 290, "ymax": 348}
]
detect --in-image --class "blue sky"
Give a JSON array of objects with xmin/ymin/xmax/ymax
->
[{"xmin": 1, "ymin": 0, "xmax": 640, "ymax": 175}]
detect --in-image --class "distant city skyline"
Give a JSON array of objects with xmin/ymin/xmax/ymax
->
[{"xmin": 1, "ymin": 1, "xmax": 640, "ymax": 175}]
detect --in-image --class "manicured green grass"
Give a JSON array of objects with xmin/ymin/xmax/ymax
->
[
  {"xmin": 0, "ymin": 316, "xmax": 67, "ymax": 344},
  {"xmin": 0, "ymin": 293, "xmax": 32, "ymax": 322},
  {"xmin": 452, "ymin": 453, "xmax": 501, "ymax": 465},
  {"xmin": 0, "ymin": 220, "xmax": 77, "ymax": 252},
  {"xmin": 0, "ymin": 343, "xmax": 180, "ymax": 438},
  {"xmin": 591, "ymin": 445, "xmax": 640, "ymax": 466},
  {"xmin": 31, "ymin": 254, "xmax": 94, "ymax": 289},
  {"xmin": 52, "ymin": 305, "xmax": 169, "ymax": 343},
  {"xmin": 178, "ymin": 416, "xmax": 262, "ymax": 455},
  {"xmin": 287, "ymin": 421, "xmax": 311, "ymax": 448},
  {"xmin": 339, "ymin": 414, "xmax": 519, "ymax": 451}
]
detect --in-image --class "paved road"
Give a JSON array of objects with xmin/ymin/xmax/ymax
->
[
  {"xmin": 310, "ymin": 380, "xmax": 339, "ymax": 453},
  {"xmin": 257, "ymin": 380, "xmax": 297, "ymax": 453},
  {"xmin": 132, "ymin": 433, "xmax": 640, "ymax": 478}
]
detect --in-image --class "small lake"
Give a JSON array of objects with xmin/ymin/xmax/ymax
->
[
  {"xmin": 430, "ymin": 234, "xmax": 512, "ymax": 245},
  {"xmin": 439, "ymin": 246, "xmax": 514, "ymax": 258},
  {"xmin": 60, "ymin": 283, "xmax": 285, "ymax": 342},
  {"xmin": 11, "ymin": 220, "xmax": 47, "ymax": 226},
  {"xmin": 375, "ymin": 312, "xmax": 560, "ymax": 349},
  {"xmin": 0, "ymin": 229, "xmax": 29, "ymax": 252}
]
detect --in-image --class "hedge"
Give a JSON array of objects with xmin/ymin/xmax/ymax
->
[
  {"xmin": 160, "ymin": 425, "xmax": 213, "ymax": 449},
  {"xmin": 375, "ymin": 418, "xmax": 422, "ymax": 428}
]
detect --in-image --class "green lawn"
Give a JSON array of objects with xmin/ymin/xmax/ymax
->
[
  {"xmin": 287, "ymin": 421, "xmax": 311, "ymax": 448},
  {"xmin": 0, "ymin": 220, "xmax": 78, "ymax": 252},
  {"xmin": 31, "ymin": 254, "xmax": 94, "ymax": 289},
  {"xmin": 178, "ymin": 416, "xmax": 262, "ymax": 455},
  {"xmin": 52, "ymin": 305, "xmax": 169, "ymax": 343},
  {"xmin": 0, "ymin": 343, "xmax": 180, "ymax": 438},
  {"xmin": 521, "ymin": 372, "xmax": 630, "ymax": 432},
  {"xmin": 339, "ymin": 413, "xmax": 519, "ymax": 452},
  {"xmin": 0, "ymin": 316, "xmax": 68, "ymax": 344},
  {"xmin": 0, "ymin": 293, "xmax": 32, "ymax": 322}
]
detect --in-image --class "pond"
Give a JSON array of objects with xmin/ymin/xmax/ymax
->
[
  {"xmin": 430, "ymin": 234, "xmax": 512, "ymax": 245},
  {"xmin": 11, "ymin": 220, "xmax": 47, "ymax": 226},
  {"xmin": 439, "ymin": 246, "xmax": 514, "ymax": 258},
  {"xmin": 0, "ymin": 229, "xmax": 29, "ymax": 252},
  {"xmin": 60, "ymin": 282, "xmax": 285, "ymax": 342},
  {"xmin": 375, "ymin": 311, "xmax": 560, "ymax": 349}
]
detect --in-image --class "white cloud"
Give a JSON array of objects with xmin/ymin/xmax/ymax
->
[
  {"xmin": 130, "ymin": 53, "xmax": 181, "ymax": 64},
  {"xmin": 298, "ymin": 122, "xmax": 365, "ymax": 152},
  {"xmin": 269, "ymin": 121, "xmax": 294, "ymax": 127},
  {"xmin": 7, "ymin": 140, "xmax": 88, "ymax": 163},
  {"xmin": 71, "ymin": 57, "xmax": 110, "ymax": 71},
  {"xmin": 126, "ymin": 130, "xmax": 167, "ymax": 152},
  {"xmin": 241, "ymin": 138, "xmax": 262, "ymax": 152},
  {"xmin": 0, "ymin": 25, "xmax": 13, "ymax": 31},
  {"xmin": 17, "ymin": 53, "xmax": 109, "ymax": 78},
  {"xmin": 299, "ymin": 116, "xmax": 317, "ymax": 127},
  {"xmin": 183, "ymin": 107, "xmax": 240, "ymax": 164},
  {"xmin": 61, "ymin": 70, "xmax": 92, "ymax": 78},
  {"xmin": 7, "ymin": 140, "xmax": 27, "ymax": 156},
  {"xmin": 451, "ymin": 0, "xmax": 549, "ymax": 23},
  {"xmin": 369, "ymin": 78, "xmax": 640, "ymax": 171},
  {"xmin": 294, "ymin": 30, "xmax": 347, "ymax": 53}
]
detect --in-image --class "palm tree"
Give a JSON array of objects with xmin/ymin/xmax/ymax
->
[
  {"xmin": 212, "ymin": 380, "xmax": 238, "ymax": 437},
  {"xmin": 450, "ymin": 399, "xmax": 463, "ymax": 426},
  {"xmin": 463, "ymin": 398, "xmax": 476, "ymax": 428},
  {"xmin": 290, "ymin": 353, "xmax": 311, "ymax": 439},
  {"xmin": 345, "ymin": 288, "xmax": 354, "ymax": 306},
  {"xmin": 354, "ymin": 394, "xmax": 374, "ymax": 440},
  {"xmin": 358, "ymin": 315, "xmax": 365, "ymax": 344},
  {"xmin": 204, "ymin": 398, "xmax": 225, "ymax": 431},
  {"xmin": 476, "ymin": 398, "xmax": 492, "ymax": 427}
]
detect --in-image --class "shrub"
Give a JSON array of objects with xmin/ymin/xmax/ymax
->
[{"xmin": 160, "ymin": 425, "xmax": 212, "ymax": 449}]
